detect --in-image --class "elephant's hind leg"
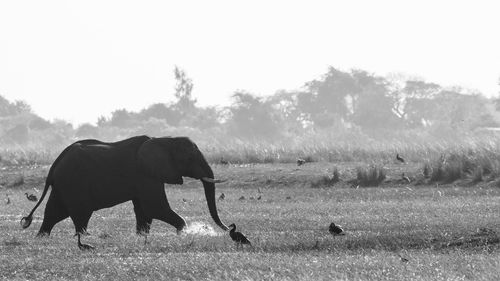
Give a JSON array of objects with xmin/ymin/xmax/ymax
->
[
  {"xmin": 38, "ymin": 190, "xmax": 69, "ymax": 237},
  {"xmin": 133, "ymin": 199, "xmax": 152, "ymax": 244},
  {"xmin": 70, "ymin": 211, "xmax": 94, "ymax": 250}
]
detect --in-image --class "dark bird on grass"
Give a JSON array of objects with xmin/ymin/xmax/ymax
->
[
  {"xmin": 6, "ymin": 195, "xmax": 11, "ymax": 205},
  {"xmin": 329, "ymin": 223, "xmax": 345, "ymax": 236},
  {"xmin": 219, "ymin": 157, "xmax": 229, "ymax": 165},
  {"xmin": 238, "ymin": 196, "xmax": 245, "ymax": 201},
  {"xmin": 286, "ymin": 196, "xmax": 291, "ymax": 200},
  {"xmin": 219, "ymin": 193, "xmax": 225, "ymax": 200},
  {"xmin": 297, "ymin": 158, "xmax": 306, "ymax": 166},
  {"xmin": 257, "ymin": 195, "xmax": 261, "ymax": 200},
  {"xmin": 402, "ymin": 173, "xmax": 411, "ymax": 184},
  {"xmin": 98, "ymin": 233, "xmax": 111, "ymax": 239},
  {"xmin": 398, "ymin": 253, "xmax": 409, "ymax": 263},
  {"xmin": 229, "ymin": 223, "xmax": 251, "ymax": 248},
  {"xmin": 25, "ymin": 193, "xmax": 37, "ymax": 202},
  {"xmin": 396, "ymin": 153, "xmax": 405, "ymax": 163},
  {"xmin": 182, "ymin": 198, "xmax": 188, "ymax": 203}
]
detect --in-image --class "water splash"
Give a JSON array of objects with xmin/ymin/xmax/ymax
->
[{"xmin": 184, "ymin": 221, "xmax": 220, "ymax": 236}]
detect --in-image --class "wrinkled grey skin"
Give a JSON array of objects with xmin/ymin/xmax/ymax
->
[{"xmin": 21, "ymin": 135, "xmax": 228, "ymax": 248}]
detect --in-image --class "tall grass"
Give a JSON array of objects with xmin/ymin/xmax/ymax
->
[
  {"xmin": 356, "ymin": 166, "xmax": 386, "ymax": 187},
  {"xmin": 1, "ymin": 129, "xmax": 499, "ymax": 180},
  {"xmin": 428, "ymin": 149, "xmax": 500, "ymax": 183}
]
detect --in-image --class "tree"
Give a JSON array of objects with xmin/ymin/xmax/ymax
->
[
  {"xmin": 139, "ymin": 103, "xmax": 181, "ymax": 126},
  {"xmin": 0, "ymin": 95, "xmax": 32, "ymax": 116},
  {"xmin": 433, "ymin": 90, "xmax": 495, "ymax": 130},
  {"xmin": 350, "ymin": 72, "xmax": 401, "ymax": 129},
  {"xmin": 76, "ymin": 123, "xmax": 99, "ymax": 138},
  {"xmin": 173, "ymin": 66, "xmax": 196, "ymax": 114},
  {"xmin": 389, "ymin": 80, "xmax": 442, "ymax": 128},
  {"xmin": 496, "ymin": 77, "xmax": 500, "ymax": 111},
  {"xmin": 267, "ymin": 90, "xmax": 305, "ymax": 133},
  {"xmin": 226, "ymin": 91, "xmax": 282, "ymax": 139},
  {"xmin": 303, "ymin": 67, "xmax": 357, "ymax": 127},
  {"xmin": 109, "ymin": 109, "xmax": 136, "ymax": 128},
  {"xmin": 180, "ymin": 106, "xmax": 221, "ymax": 129}
]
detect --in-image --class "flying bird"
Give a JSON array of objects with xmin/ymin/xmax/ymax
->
[
  {"xmin": 297, "ymin": 158, "xmax": 306, "ymax": 166},
  {"xmin": 396, "ymin": 153, "xmax": 405, "ymax": 163},
  {"xmin": 219, "ymin": 193, "xmax": 225, "ymax": 201},
  {"xmin": 329, "ymin": 222, "xmax": 345, "ymax": 236},
  {"xmin": 25, "ymin": 193, "xmax": 37, "ymax": 202},
  {"xmin": 229, "ymin": 223, "xmax": 252, "ymax": 248}
]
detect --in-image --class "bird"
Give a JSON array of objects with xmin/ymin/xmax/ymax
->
[
  {"xmin": 98, "ymin": 233, "xmax": 111, "ymax": 239},
  {"xmin": 257, "ymin": 195, "xmax": 261, "ymax": 200},
  {"xmin": 229, "ymin": 223, "xmax": 251, "ymax": 248},
  {"xmin": 398, "ymin": 253, "xmax": 409, "ymax": 263},
  {"xmin": 329, "ymin": 222, "xmax": 345, "ymax": 236},
  {"xmin": 297, "ymin": 158, "xmax": 306, "ymax": 166},
  {"xmin": 25, "ymin": 193, "xmax": 37, "ymax": 202},
  {"xmin": 286, "ymin": 196, "xmax": 291, "ymax": 200},
  {"xmin": 182, "ymin": 198, "xmax": 188, "ymax": 203},
  {"xmin": 5, "ymin": 195, "xmax": 10, "ymax": 205},
  {"xmin": 402, "ymin": 173, "xmax": 411, "ymax": 183},
  {"xmin": 396, "ymin": 153, "xmax": 405, "ymax": 163},
  {"xmin": 219, "ymin": 193, "xmax": 225, "ymax": 200},
  {"xmin": 238, "ymin": 196, "xmax": 245, "ymax": 201}
]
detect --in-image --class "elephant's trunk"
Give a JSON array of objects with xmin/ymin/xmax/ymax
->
[{"xmin": 202, "ymin": 180, "xmax": 229, "ymax": 231}]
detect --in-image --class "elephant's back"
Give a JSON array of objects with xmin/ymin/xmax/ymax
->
[{"xmin": 52, "ymin": 142, "xmax": 138, "ymax": 210}]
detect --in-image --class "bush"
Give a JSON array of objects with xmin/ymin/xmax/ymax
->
[
  {"xmin": 356, "ymin": 166, "xmax": 386, "ymax": 187},
  {"xmin": 310, "ymin": 167, "xmax": 340, "ymax": 188}
]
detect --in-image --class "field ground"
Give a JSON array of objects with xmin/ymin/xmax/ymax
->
[{"xmin": 1, "ymin": 163, "xmax": 499, "ymax": 280}]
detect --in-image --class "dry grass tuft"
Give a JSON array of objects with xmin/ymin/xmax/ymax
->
[
  {"xmin": 310, "ymin": 167, "xmax": 340, "ymax": 188},
  {"xmin": 356, "ymin": 166, "xmax": 386, "ymax": 187},
  {"xmin": 9, "ymin": 175, "xmax": 25, "ymax": 187}
]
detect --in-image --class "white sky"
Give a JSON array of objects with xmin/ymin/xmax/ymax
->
[{"xmin": 1, "ymin": 0, "xmax": 499, "ymax": 125}]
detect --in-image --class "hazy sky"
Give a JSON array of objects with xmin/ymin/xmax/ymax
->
[{"xmin": 1, "ymin": 0, "xmax": 499, "ymax": 125}]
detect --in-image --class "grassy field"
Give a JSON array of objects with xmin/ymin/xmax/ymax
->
[{"xmin": 1, "ymin": 163, "xmax": 499, "ymax": 280}]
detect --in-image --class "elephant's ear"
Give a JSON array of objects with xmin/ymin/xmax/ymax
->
[{"xmin": 137, "ymin": 138, "xmax": 183, "ymax": 184}]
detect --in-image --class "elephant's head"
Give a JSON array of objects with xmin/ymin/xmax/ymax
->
[{"xmin": 137, "ymin": 137, "xmax": 229, "ymax": 231}]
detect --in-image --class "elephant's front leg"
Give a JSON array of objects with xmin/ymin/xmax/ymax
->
[
  {"xmin": 140, "ymin": 185, "xmax": 187, "ymax": 234},
  {"xmin": 133, "ymin": 199, "xmax": 152, "ymax": 244}
]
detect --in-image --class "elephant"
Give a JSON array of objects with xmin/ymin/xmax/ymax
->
[{"xmin": 21, "ymin": 135, "xmax": 229, "ymax": 249}]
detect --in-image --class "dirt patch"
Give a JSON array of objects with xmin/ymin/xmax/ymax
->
[{"xmin": 432, "ymin": 227, "xmax": 500, "ymax": 250}]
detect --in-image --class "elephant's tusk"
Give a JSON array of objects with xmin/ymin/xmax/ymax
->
[{"xmin": 202, "ymin": 177, "xmax": 227, "ymax": 183}]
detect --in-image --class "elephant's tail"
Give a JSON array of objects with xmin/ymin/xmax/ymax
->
[{"xmin": 20, "ymin": 177, "xmax": 52, "ymax": 229}]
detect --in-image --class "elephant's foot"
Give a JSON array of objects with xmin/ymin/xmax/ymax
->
[
  {"xmin": 78, "ymin": 242, "xmax": 95, "ymax": 251},
  {"xmin": 36, "ymin": 231, "xmax": 50, "ymax": 238},
  {"xmin": 176, "ymin": 228, "xmax": 185, "ymax": 235},
  {"xmin": 77, "ymin": 234, "xmax": 95, "ymax": 251}
]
